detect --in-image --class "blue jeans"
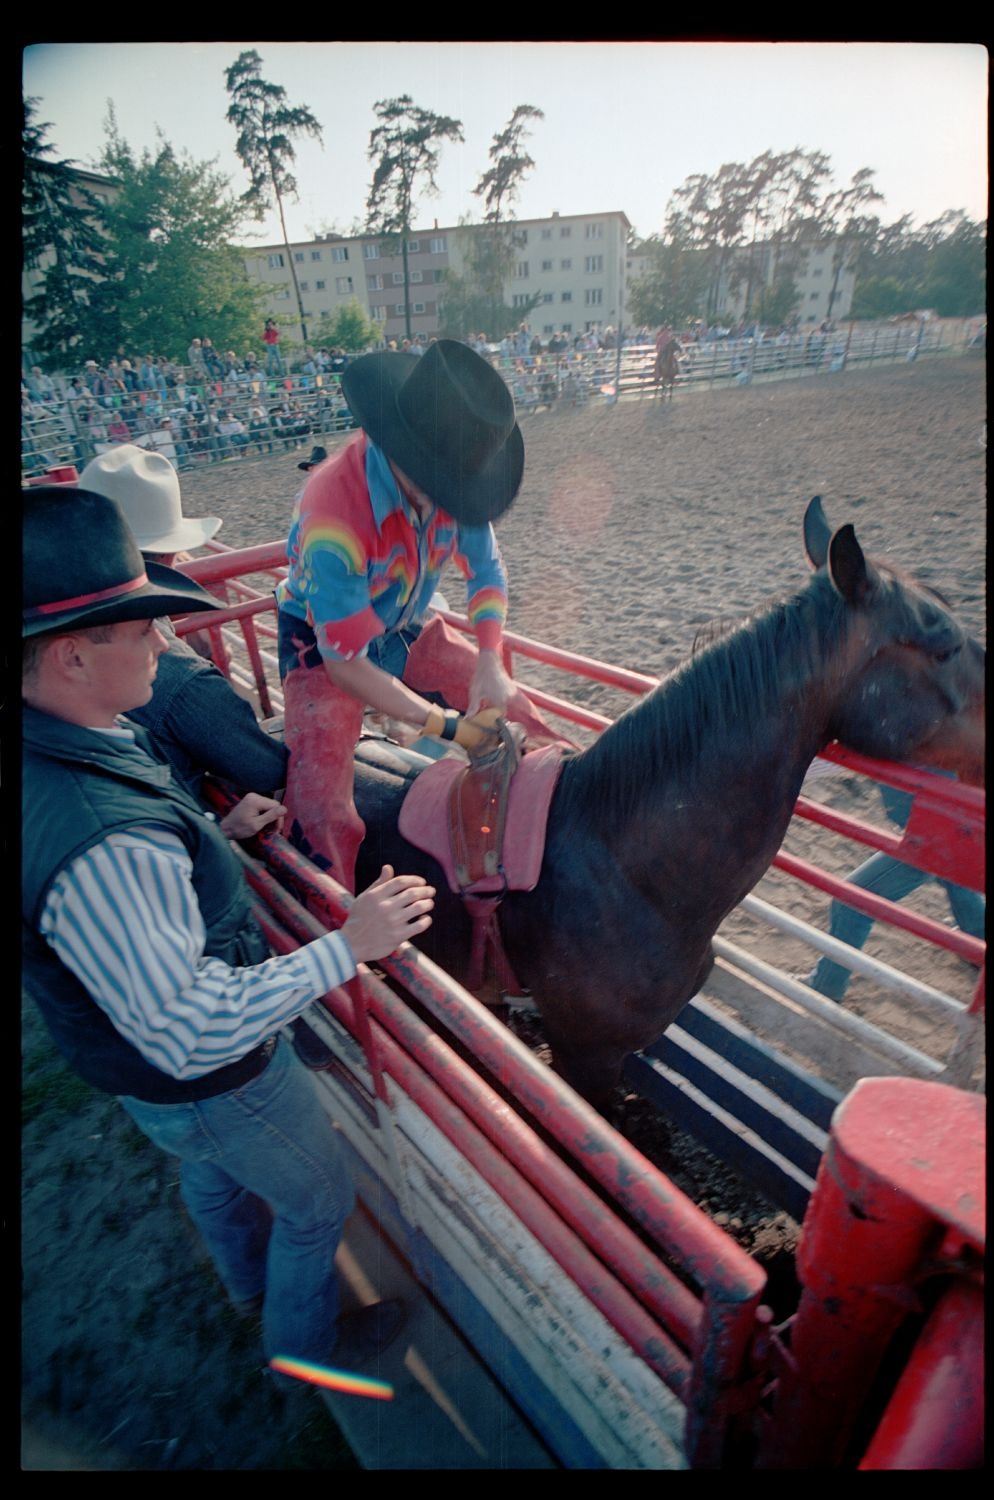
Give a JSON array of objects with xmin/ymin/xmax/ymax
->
[
  {"xmin": 806, "ymin": 852, "xmax": 986, "ymax": 1001},
  {"xmin": 118, "ymin": 1036, "xmax": 355, "ymax": 1363}
]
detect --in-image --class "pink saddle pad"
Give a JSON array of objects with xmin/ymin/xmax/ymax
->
[{"xmin": 398, "ymin": 744, "xmax": 568, "ymax": 895}]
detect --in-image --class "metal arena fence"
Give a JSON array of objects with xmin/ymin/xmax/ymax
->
[{"xmin": 20, "ymin": 318, "xmax": 983, "ymax": 481}]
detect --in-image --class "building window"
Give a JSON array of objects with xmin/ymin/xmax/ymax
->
[
  {"xmin": 370, "ymin": 305, "xmax": 386, "ymax": 320},
  {"xmin": 561, "ymin": 322, "xmax": 572, "ymax": 333},
  {"xmin": 268, "ymin": 253, "xmax": 285, "ymax": 268},
  {"xmin": 315, "ymin": 280, "xmax": 325, "ymax": 290},
  {"xmin": 585, "ymin": 255, "xmax": 604, "ymax": 273},
  {"xmin": 336, "ymin": 276, "xmax": 352, "ymax": 294},
  {"xmin": 429, "ymin": 236, "xmax": 447, "ymax": 254},
  {"xmin": 514, "ymin": 262, "xmax": 529, "ymax": 278},
  {"xmin": 392, "ymin": 272, "xmax": 406, "ymax": 285},
  {"xmin": 331, "ymin": 247, "xmax": 349, "ymax": 262},
  {"xmin": 431, "ymin": 269, "xmax": 444, "ymax": 283},
  {"xmin": 543, "ymin": 324, "xmax": 555, "ymax": 335},
  {"xmin": 364, "ymin": 243, "xmax": 380, "ymax": 259},
  {"xmin": 585, "ymin": 223, "xmax": 603, "ymax": 239},
  {"xmin": 811, "ymin": 268, "xmax": 823, "ymax": 277},
  {"xmin": 410, "ymin": 270, "xmax": 423, "ymax": 284},
  {"xmin": 541, "ymin": 259, "xmax": 553, "ymax": 271},
  {"xmin": 406, "ymin": 239, "xmax": 419, "ymax": 253},
  {"xmin": 560, "ymin": 225, "xmax": 571, "ymax": 238},
  {"xmin": 541, "ymin": 228, "xmax": 553, "ymax": 240},
  {"xmin": 561, "ymin": 291, "xmax": 572, "ymax": 303},
  {"xmin": 585, "ymin": 288, "xmax": 603, "ymax": 305},
  {"xmin": 368, "ymin": 274, "xmax": 382, "ymax": 291},
  {"xmin": 542, "ymin": 293, "xmax": 554, "ymax": 304},
  {"xmin": 809, "ymin": 292, "xmax": 819, "ymax": 300},
  {"xmin": 311, "ymin": 249, "xmax": 322, "ymax": 261},
  {"xmin": 516, "ymin": 228, "xmax": 528, "ymax": 245},
  {"xmin": 274, "ymin": 288, "xmax": 291, "ymax": 299},
  {"xmin": 560, "ymin": 258, "xmax": 572, "ymax": 270},
  {"xmin": 412, "ymin": 301, "xmax": 426, "ymax": 314},
  {"xmin": 294, "ymin": 251, "xmax": 306, "ymax": 263},
  {"xmin": 395, "ymin": 304, "xmax": 407, "ymax": 315},
  {"xmin": 511, "ymin": 293, "xmax": 530, "ymax": 307},
  {"xmin": 299, "ymin": 281, "xmax": 309, "ymax": 291}
]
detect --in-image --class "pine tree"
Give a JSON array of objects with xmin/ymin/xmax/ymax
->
[
  {"xmin": 366, "ymin": 96, "xmax": 463, "ymax": 340},
  {"xmin": 22, "ymin": 97, "xmax": 108, "ymax": 370},
  {"xmin": 225, "ymin": 49, "xmax": 324, "ymax": 347}
]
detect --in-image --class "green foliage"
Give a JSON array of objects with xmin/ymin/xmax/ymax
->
[
  {"xmin": 439, "ymin": 105, "xmax": 543, "ymax": 342},
  {"xmin": 627, "ymin": 238, "xmax": 711, "ymax": 327},
  {"xmin": 311, "ymin": 299, "xmax": 379, "ymax": 352},
  {"xmin": 632, "ymin": 150, "xmax": 888, "ymax": 327},
  {"xmin": 366, "ymin": 95, "xmax": 463, "ymax": 337},
  {"xmin": 475, "ymin": 104, "xmax": 544, "ymax": 226},
  {"xmin": 850, "ymin": 275, "xmax": 913, "ymax": 320},
  {"xmin": 225, "ymin": 49, "xmax": 324, "ymax": 345},
  {"xmin": 438, "ymin": 268, "xmax": 541, "ymax": 342},
  {"xmin": 752, "ymin": 275, "xmax": 801, "ymax": 328},
  {"xmin": 850, "ymin": 211, "xmax": 986, "ymax": 319},
  {"xmin": 82, "ymin": 121, "xmax": 265, "ymax": 363},
  {"xmin": 22, "ymin": 98, "xmax": 110, "ymax": 370}
]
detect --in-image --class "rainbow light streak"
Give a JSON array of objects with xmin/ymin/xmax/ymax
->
[{"xmin": 269, "ymin": 1356, "xmax": 394, "ymax": 1400}]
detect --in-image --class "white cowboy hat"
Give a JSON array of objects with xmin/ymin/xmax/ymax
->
[{"xmin": 79, "ymin": 443, "xmax": 222, "ymax": 553}]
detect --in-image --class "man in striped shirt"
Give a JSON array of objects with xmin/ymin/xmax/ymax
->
[
  {"xmin": 277, "ymin": 338, "xmax": 558, "ymax": 891},
  {"xmin": 23, "ymin": 485, "xmax": 434, "ymax": 1369}
]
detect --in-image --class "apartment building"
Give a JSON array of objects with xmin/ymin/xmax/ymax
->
[
  {"xmin": 447, "ymin": 209, "xmax": 631, "ymax": 340},
  {"xmin": 241, "ymin": 208, "xmax": 632, "ymax": 343}
]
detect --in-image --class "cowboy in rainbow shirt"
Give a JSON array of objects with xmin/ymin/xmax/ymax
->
[{"xmin": 277, "ymin": 338, "xmax": 556, "ymax": 892}]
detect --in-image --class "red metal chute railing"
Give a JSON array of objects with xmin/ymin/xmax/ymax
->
[
  {"xmin": 202, "ymin": 784, "xmax": 767, "ymax": 1469},
  {"xmin": 757, "ymin": 1076, "xmax": 984, "ymax": 1470},
  {"xmin": 180, "ymin": 541, "xmax": 984, "ymax": 1468}
]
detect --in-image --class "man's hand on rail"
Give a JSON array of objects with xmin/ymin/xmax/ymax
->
[{"xmin": 219, "ymin": 793, "xmax": 288, "ymax": 840}]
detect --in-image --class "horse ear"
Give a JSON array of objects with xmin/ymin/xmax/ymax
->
[
  {"xmin": 803, "ymin": 495, "xmax": 832, "ymax": 570},
  {"xmin": 827, "ymin": 524, "xmax": 877, "ymax": 605}
]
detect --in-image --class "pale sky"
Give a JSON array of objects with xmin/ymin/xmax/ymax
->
[{"xmin": 22, "ymin": 41, "xmax": 989, "ymax": 248}]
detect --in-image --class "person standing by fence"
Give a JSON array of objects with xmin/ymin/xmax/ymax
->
[
  {"xmin": 263, "ymin": 319, "xmax": 284, "ymax": 376},
  {"xmin": 804, "ymin": 774, "xmax": 985, "ymax": 1001}
]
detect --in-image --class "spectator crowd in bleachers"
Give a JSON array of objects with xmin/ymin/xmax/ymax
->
[
  {"xmin": 21, "ymin": 338, "xmax": 363, "ymax": 479},
  {"xmin": 24, "ymin": 314, "xmax": 949, "ymax": 482}
]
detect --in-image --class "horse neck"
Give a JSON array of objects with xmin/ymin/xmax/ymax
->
[{"xmin": 562, "ymin": 582, "xmax": 851, "ymax": 905}]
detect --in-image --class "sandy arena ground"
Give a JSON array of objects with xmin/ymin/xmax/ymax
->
[{"xmin": 22, "ymin": 353, "xmax": 986, "ymax": 1469}]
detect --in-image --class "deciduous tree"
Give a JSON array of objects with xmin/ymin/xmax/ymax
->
[
  {"xmin": 312, "ymin": 299, "xmax": 379, "ymax": 353},
  {"xmin": 86, "ymin": 115, "xmax": 263, "ymax": 363}
]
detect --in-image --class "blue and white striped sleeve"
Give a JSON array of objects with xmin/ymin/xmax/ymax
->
[{"xmin": 39, "ymin": 826, "xmax": 357, "ymax": 1080}]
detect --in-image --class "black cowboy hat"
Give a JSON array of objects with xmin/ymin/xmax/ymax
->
[
  {"xmin": 298, "ymin": 445, "xmax": 328, "ymax": 472},
  {"xmin": 23, "ymin": 486, "xmax": 223, "ymax": 638},
  {"xmin": 340, "ymin": 339, "xmax": 524, "ymax": 524}
]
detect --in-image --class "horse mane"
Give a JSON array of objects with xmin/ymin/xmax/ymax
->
[{"xmin": 563, "ymin": 573, "xmax": 850, "ymax": 834}]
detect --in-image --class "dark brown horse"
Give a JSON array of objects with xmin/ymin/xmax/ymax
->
[
  {"xmin": 354, "ymin": 498, "xmax": 985, "ymax": 1104},
  {"xmin": 653, "ymin": 341, "xmax": 682, "ymax": 400}
]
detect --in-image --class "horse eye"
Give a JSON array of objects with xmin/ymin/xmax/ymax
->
[{"xmin": 932, "ymin": 644, "xmax": 961, "ymax": 664}]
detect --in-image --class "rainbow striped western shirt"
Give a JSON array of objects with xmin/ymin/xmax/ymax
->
[{"xmin": 276, "ymin": 434, "xmax": 508, "ymax": 664}]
